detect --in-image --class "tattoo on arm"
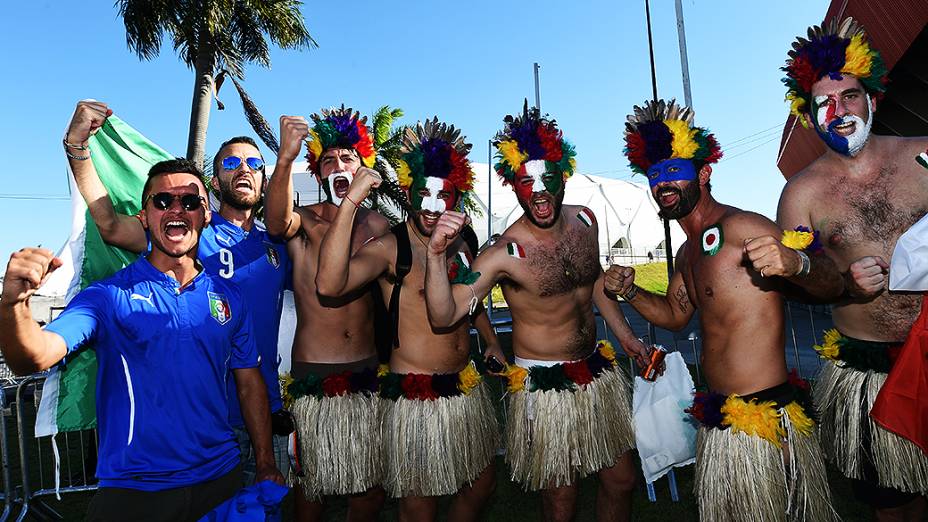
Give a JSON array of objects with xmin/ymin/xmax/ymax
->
[{"xmin": 674, "ymin": 286, "xmax": 690, "ymax": 314}]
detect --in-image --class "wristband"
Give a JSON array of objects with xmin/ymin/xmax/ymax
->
[
  {"xmin": 344, "ymin": 194, "xmax": 361, "ymax": 208},
  {"xmin": 65, "ymin": 148, "xmax": 90, "ymax": 161},
  {"xmin": 794, "ymin": 250, "xmax": 811, "ymax": 276},
  {"xmin": 618, "ymin": 285, "xmax": 639, "ymax": 302},
  {"xmin": 63, "ymin": 138, "xmax": 89, "ymax": 151}
]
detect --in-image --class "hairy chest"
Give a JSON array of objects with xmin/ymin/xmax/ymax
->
[{"xmin": 519, "ymin": 229, "xmax": 600, "ymax": 297}]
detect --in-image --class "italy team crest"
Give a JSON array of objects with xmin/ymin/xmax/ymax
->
[
  {"xmin": 208, "ymin": 292, "xmax": 232, "ymax": 325},
  {"xmin": 265, "ymin": 244, "xmax": 281, "ymax": 269}
]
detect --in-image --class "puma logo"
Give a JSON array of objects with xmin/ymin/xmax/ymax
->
[
  {"xmin": 215, "ymin": 235, "xmax": 233, "ymax": 246},
  {"xmin": 130, "ymin": 293, "xmax": 154, "ymax": 306}
]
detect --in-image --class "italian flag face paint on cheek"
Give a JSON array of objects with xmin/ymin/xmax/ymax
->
[{"xmin": 701, "ymin": 224, "xmax": 723, "ymax": 256}]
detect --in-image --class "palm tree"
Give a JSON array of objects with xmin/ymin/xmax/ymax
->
[{"xmin": 117, "ymin": 0, "xmax": 316, "ymax": 167}]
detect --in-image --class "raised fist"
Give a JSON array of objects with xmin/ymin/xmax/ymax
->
[
  {"xmin": 846, "ymin": 256, "xmax": 889, "ymax": 298},
  {"xmin": 604, "ymin": 264, "xmax": 636, "ymax": 296},
  {"xmin": 66, "ymin": 101, "xmax": 112, "ymax": 147},
  {"xmin": 429, "ymin": 211, "xmax": 467, "ymax": 256},
  {"xmin": 278, "ymin": 115, "xmax": 309, "ymax": 163},
  {"xmin": 1, "ymin": 248, "xmax": 62, "ymax": 306},
  {"xmin": 743, "ymin": 235, "xmax": 802, "ymax": 278},
  {"xmin": 346, "ymin": 167, "xmax": 382, "ymax": 202}
]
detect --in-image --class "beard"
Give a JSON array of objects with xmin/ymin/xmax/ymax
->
[
  {"xmin": 518, "ymin": 190, "xmax": 564, "ymax": 229},
  {"xmin": 656, "ymin": 182, "xmax": 700, "ymax": 220},
  {"xmin": 217, "ymin": 178, "xmax": 261, "ymax": 211},
  {"xmin": 817, "ymin": 113, "xmax": 873, "ymax": 157}
]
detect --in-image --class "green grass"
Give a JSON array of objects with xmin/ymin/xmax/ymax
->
[{"xmin": 629, "ymin": 262, "xmax": 670, "ymax": 297}]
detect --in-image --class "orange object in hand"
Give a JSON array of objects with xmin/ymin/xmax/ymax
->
[{"xmin": 641, "ymin": 344, "xmax": 667, "ymax": 381}]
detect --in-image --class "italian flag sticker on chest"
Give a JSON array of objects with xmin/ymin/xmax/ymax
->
[{"xmin": 701, "ymin": 224, "xmax": 723, "ymax": 256}]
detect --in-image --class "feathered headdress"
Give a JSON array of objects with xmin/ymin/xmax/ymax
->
[
  {"xmin": 394, "ymin": 118, "xmax": 475, "ymax": 194},
  {"xmin": 782, "ymin": 17, "xmax": 888, "ymax": 121},
  {"xmin": 304, "ymin": 105, "xmax": 376, "ymax": 173},
  {"xmin": 624, "ymin": 99, "xmax": 722, "ymax": 175},
  {"xmin": 493, "ymin": 100, "xmax": 576, "ymax": 183}
]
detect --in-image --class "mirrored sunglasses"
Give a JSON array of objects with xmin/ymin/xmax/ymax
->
[{"xmin": 222, "ymin": 156, "xmax": 265, "ymax": 171}]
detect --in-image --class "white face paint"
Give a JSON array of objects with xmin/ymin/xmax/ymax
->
[
  {"xmin": 524, "ymin": 160, "xmax": 547, "ymax": 193},
  {"xmin": 420, "ymin": 176, "xmax": 448, "ymax": 214},
  {"xmin": 814, "ymin": 93, "xmax": 873, "ymax": 157},
  {"xmin": 323, "ymin": 171, "xmax": 353, "ymax": 206}
]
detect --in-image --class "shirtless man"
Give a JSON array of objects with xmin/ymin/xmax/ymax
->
[
  {"xmin": 776, "ymin": 18, "xmax": 928, "ymax": 519},
  {"xmin": 605, "ymin": 100, "xmax": 838, "ymax": 521},
  {"xmin": 315, "ymin": 119, "xmax": 502, "ymax": 522},
  {"xmin": 64, "ymin": 101, "xmax": 290, "ymax": 487},
  {"xmin": 424, "ymin": 104, "xmax": 647, "ymax": 522},
  {"xmin": 263, "ymin": 108, "xmax": 390, "ymax": 521}
]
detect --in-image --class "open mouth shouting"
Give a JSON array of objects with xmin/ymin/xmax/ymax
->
[
  {"xmin": 163, "ymin": 218, "xmax": 191, "ymax": 243},
  {"xmin": 657, "ymin": 187, "xmax": 681, "ymax": 208},
  {"xmin": 232, "ymin": 175, "xmax": 255, "ymax": 196},
  {"xmin": 530, "ymin": 193, "xmax": 555, "ymax": 220},
  {"xmin": 420, "ymin": 211, "xmax": 441, "ymax": 229},
  {"xmin": 331, "ymin": 175, "xmax": 351, "ymax": 197}
]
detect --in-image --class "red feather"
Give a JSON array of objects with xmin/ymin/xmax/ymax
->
[
  {"xmin": 788, "ymin": 55, "xmax": 818, "ymax": 93},
  {"xmin": 354, "ymin": 121, "xmax": 375, "ymax": 159},
  {"xmin": 625, "ymin": 133, "xmax": 650, "ymax": 171},
  {"xmin": 537, "ymin": 123, "xmax": 563, "ymax": 162},
  {"xmin": 447, "ymin": 149, "xmax": 473, "ymax": 192}
]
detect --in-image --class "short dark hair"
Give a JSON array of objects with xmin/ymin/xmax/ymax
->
[
  {"xmin": 211, "ymin": 136, "xmax": 262, "ymax": 179},
  {"xmin": 141, "ymin": 158, "xmax": 207, "ymax": 205}
]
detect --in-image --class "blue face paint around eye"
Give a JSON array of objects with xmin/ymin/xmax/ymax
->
[{"xmin": 646, "ymin": 158, "xmax": 697, "ymax": 188}]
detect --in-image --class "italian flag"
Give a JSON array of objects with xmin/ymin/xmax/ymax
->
[
  {"xmin": 36, "ymin": 114, "xmax": 173, "ymax": 438},
  {"xmin": 577, "ymin": 208, "xmax": 595, "ymax": 227},
  {"xmin": 507, "ymin": 242, "xmax": 526, "ymax": 259}
]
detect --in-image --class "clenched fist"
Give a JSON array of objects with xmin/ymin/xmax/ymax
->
[
  {"xmin": 428, "ymin": 211, "xmax": 468, "ymax": 257},
  {"xmin": 846, "ymin": 256, "xmax": 888, "ymax": 298},
  {"xmin": 66, "ymin": 101, "xmax": 112, "ymax": 147},
  {"xmin": 1, "ymin": 248, "xmax": 62, "ymax": 306},
  {"xmin": 278, "ymin": 115, "xmax": 309, "ymax": 163},
  {"xmin": 743, "ymin": 236, "xmax": 802, "ymax": 278},
  {"xmin": 604, "ymin": 264, "xmax": 636, "ymax": 296},
  {"xmin": 345, "ymin": 167, "xmax": 382, "ymax": 203}
]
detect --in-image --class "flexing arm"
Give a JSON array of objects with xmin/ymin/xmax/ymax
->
[
  {"xmin": 66, "ymin": 101, "xmax": 147, "ymax": 253},
  {"xmin": 315, "ymin": 169, "xmax": 391, "ymax": 297},
  {"xmin": 264, "ymin": 116, "xmax": 309, "ymax": 239},
  {"xmin": 604, "ymin": 249, "xmax": 695, "ymax": 331},
  {"xmin": 0, "ymin": 248, "xmax": 69, "ymax": 374},
  {"xmin": 233, "ymin": 367, "xmax": 284, "ymax": 484},
  {"xmin": 741, "ymin": 201, "xmax": 845, "ymax": 299},
  {"xmin": 425, "ymin": 212, "xmax": 505, "ymax": 327},
  {"xmin": 593, "ymin": 273, "xmax": 650, "ymax": 368}
]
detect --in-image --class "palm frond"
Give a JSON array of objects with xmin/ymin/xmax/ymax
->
[{"xmin": 217, "ymin": 72, "xmax": 280, "ymax": 154}]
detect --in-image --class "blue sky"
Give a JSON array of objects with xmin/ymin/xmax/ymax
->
[{"xmin": 0, "ymin": 0, "xmax": 828, "ymax": 271}]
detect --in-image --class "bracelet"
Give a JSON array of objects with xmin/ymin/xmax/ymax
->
[
  {"xmin": 65, "ymin": 148, "xmax": 90, "ymax": 161},
  {"xmin": 794, "ymin": 250, "xmax": 811, "ymax": 276},
  {"xmin": 618, "ymin": 285, "xmax": 639, "ymax": 302},
  {"xmin": 344, "ymin": 194, "xmax": 361, "ymax": 208},
  {"xmin": 63, "ymin": 138, "xmax": 89, "ymax": 150}
]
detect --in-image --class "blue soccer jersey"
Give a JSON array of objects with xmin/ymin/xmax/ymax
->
[
  {"xmin": 44, "ymin": 257, "xmax": 258, "ymax": 491},
  {"xmin": 199, "ymin": 215, "xmax": 290, "ymax": 427}
]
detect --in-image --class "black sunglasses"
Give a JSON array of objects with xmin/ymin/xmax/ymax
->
[
  {"xmin": 221, "ymin": 156, "xmax": 265, "ymax": 171},
  {"xmin": 147, "ymin": 192, "xmax": 206, "ymax": 211}
]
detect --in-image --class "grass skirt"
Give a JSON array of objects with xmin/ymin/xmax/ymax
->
[
  {"xmin": 814, "ymin": 360, "xmax": 928, "ymax": 493},
  {"xmin": 506, "ymin": 366, "xmax": 635, "ymax": 491},
  {"xmin": 290, "ymin": 391, "xmax": 382, "ymax": 500},
  {"xmin": 695, "ymin": 406, "xmax": 836, "ymax": 521},
  {"xmin": 381, "ymin": 379, "xmax": 499, "ymax": 497}
]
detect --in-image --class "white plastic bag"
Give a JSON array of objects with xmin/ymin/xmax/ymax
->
[
  {"xmin": 632, "ymin": 351, "xmax": 697, "ymax": 483},
  {"xmin": 890, "ymin": 212, "xmax": 928, "ymax": 290}
]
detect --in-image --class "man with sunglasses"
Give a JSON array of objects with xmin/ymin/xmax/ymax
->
[
  {"xmin": 63, "ymin": 101, "xmax": 291, "ymax": 487},
  {"xmin": 0, "ymin": 158, "xmax": 282, "ymax": 521}
]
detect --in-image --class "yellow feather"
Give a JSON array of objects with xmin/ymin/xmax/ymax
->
[
  {"xmin": 396, "ymin": 159, "xmax": 412, "ymax": 188},
  {"xmin": 307, "ymin": 129, "xmax": 323, "ymax": 163},
  {"xmin": 781, "ymin": 230, "xmax": 814, "ymax": 250},
  {"xmin": 722, "ymin": 396, "xmax": 784, "ymax": 445},
  {"xmin": 841, "ymin": 34, "xmax": 874, "ymax": 79},
  {"xmin": 664, "ymin": 119, "xmax": 699, "ymax": 159},
  {"xmin": 457, "ymin": 364, "xmax": 482, "ymax": 394},
  {"xmin": 506, "ymin": 365, "xmax": 528, "ymax": 393},
  {"xmin": 498, "ymin": 140, "xmax": 528, "ymax": 171},
  {"xmin": 784, "ymin": 402, "xmax": 815, "ymax": 436}
]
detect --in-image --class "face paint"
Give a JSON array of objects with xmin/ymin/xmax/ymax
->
[
  {"xmin": 514, "ymin": 160, "xmax": 563, "ymax": 202},
  {"xmin": 811, "ymin": 93, "xmax": 873, "ymax": 157},
  {"xmin": 645, "ymin": 158, "xmax": 697, "ymax": 188},
  {"xmin": 411, "ymin": 176, "xmax": 455, "ymax": 213},
  {"xmin": 321, "ymin": 171, "xmax": 354, "ymax": 206}
]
